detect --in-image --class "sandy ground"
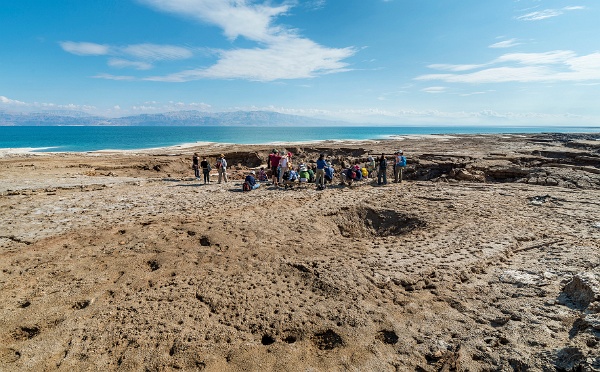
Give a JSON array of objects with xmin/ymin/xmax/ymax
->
[{"xmin": 0, "ymin": 133, "xmax": 599, "ymax": 371}]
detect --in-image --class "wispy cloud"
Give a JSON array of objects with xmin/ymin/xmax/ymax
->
[
  {"xmin": 132, "ymin": 0, "xmax": 356, "ymax": 82},
  {"xmin": 92, "ymin": 73, "xmax": 136, "ymax": 81},
  {"xmin": 416, "ymin": 51, "xmax": 600, "ymax": 84},
  {"xmin": 122, "ymin": 44, "xmax": 194, "ymax": 61},
  {"xmin": 489, "ymin": 38, "xmax": 521, "ymax": 49},
  {"xmin": 60, "ymin": 42, "xmax": 194, "ymax": 70},
  {"xmin": 517, "ymin": 6, "xmax": 585, "ymax": 21},
  {"xmin": 108, "ymin": 59, "xmax": 153, "ymax": 70},
  {"xmin": 145, "ymin": 38, "xmax": 355, "ymax": 82},
  {"xmin": 138, "ymin": 0, "xmax": 290, "ymax": 42},
  {"xmin": 0, "ymin": 96, "xmax": 99, "ymax": 112},
  {"xmin": 422, "ymin": 86, "xmax": 446, "ymax": 94},
  {"xmin": 0, "ymin": 96, "xmax": 26, "ymax": 105},
  {"xmin": 60, "ymin": 41, "xmax": 110, "ymax": 56}
]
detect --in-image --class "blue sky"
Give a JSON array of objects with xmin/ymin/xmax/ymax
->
[{"xmin": 1, "ymin": 0, "xmax": 599, "ymax": 125}]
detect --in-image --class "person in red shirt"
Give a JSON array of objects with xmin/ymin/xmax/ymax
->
[{"xmin": 267, "ymin": 150, "xmax": 282, "ymax": 186}]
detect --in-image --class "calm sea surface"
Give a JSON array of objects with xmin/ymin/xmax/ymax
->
[{"xmin": 1, "ymin": 126, "xmax": 599, "ymax": 152}]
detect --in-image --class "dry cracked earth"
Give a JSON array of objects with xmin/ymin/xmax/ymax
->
[{"xmin": 0, "ymin": 133, "xmax": 599, "ymax": 371}]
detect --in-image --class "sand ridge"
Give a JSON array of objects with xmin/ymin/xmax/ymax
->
[{"xmin": 0, "ymin": 133, "xmax": 599, "ymax": 371}]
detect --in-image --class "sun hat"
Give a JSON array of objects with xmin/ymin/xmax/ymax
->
[
  {"xmin": 220, "ymin": 154, "xmax": 225, "ymax": 157},
  {"xmin": 398, "ymin": 150, "xmax": 403, "ymax": 154},
  {"xmin": 251, "ymin": 170, "xmax": 255, "ymax": 174}
]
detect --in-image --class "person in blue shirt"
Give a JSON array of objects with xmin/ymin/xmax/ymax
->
[
  {"xmin": 394, "ymin": 150, "xmax": 407, "ymax": 183},
  {"xmin": 324, "ymin": 162, "xmax": 335, "ymax": 184},
  {"xmin": 244, "ymin": 171, "xmax": 260, "ymax": 190},
  {"xmin": 315, "ymin": 154, "xmax": 327, "ymax": 189}
]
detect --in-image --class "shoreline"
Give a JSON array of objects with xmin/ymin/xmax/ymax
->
[{"xmin": 1, "ymin": 131, "xmax": 599, "ymax": 157}]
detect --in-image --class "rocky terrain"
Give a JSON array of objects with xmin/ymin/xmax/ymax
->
[{"xmin": 0, "ymin": 133, "xmax": 599, "ymax": 371}]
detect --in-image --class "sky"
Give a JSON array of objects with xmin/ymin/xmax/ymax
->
[{"xmin": 1, "ymin": 0, "xmax": 599, "ymax": 126}]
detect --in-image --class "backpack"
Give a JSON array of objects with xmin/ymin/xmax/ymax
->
[
  {"xmin": 216, "ymin": 160, "xmax": 222, "ymax": 169},
  {"xmin": 348, "ymin": 169, "xmax": 356, "ymax": 179},
  {"xmin": 242, "ymin": 182, "xmax": 251, "ymax": 192},
  {"xmin": 398, "ymin": 156, "xmax": 407, "ymax": 167},
  {"xmin": 282, "ymin": 170, "xmax": 290, "ymax": 180}
]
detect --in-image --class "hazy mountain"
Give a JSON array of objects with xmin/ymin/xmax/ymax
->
[{"xmin": 0, "ymin": 110, "xmax": 347, "ymax": 126}]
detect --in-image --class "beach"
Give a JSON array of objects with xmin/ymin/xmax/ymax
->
[{"xmin": 1, "ymin": 133, "xmax": 599, "ymax": 371}]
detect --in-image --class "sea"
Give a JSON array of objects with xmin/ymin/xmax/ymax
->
[{"xmin": 1, "ymin": 126, "xmax": 599, "ymax": 152}]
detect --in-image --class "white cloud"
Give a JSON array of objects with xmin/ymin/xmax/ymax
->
[
  {"xmin": 145, "ymin": 36, "xmax": 356, "ymax": 82},
  {"xmin": 0, "ymin": 96, "xmax": 26, "ymax": 105},
  {"xmin": 138, "ymin": 0, "xmax": 290, "ymax": 42},
  {"xmin": 422, "ymin": 86, "xmax": 446, "ymax": 94},
  {"xmin": 517, "ymin": 6, "xmax": 585, "ymax": 21},
  {"xmin": 136, "ymin": 0, "xmax": 356, "ymax": 81},
  {"xmin": 416, "ymin": 51, "xmax": 600, "ymax": 84},
  {"xmin": 427, "ymin": 63, "xmax": 486, "ymax": 72},
  {"xmin": 92, "ymin": 73, "xmax": 135, "ymax": 81},
  {"xmin": 489, "ymin": 38, "xmax": 521, "ymax": 49},
  {"xmin": 60, "ymin": 41, "xmax": 110, "ymax": 56},
  {"xmin": 108, "ymin": 59, "xmax": 153, "ymax": 70},
  {"xmin": 121, "ymin": 44, "xmax": 194, "ymax": 61},
  {"xmin": 61, "ymin": 41, "xmax": 194, "ymax": 71},
  {"xmin": 60, "ymin": 1, "xmax": 355, "ymax": 82}
]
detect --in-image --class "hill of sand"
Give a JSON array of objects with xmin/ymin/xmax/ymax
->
[{"xmin": 1, "ymin": 133, "xmax": 599, "ymax": 371}]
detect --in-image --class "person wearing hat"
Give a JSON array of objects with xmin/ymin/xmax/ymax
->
[
  {"xmin": 244, "ymin": 170, "xmax": 260, "ymax": 190},
  {"xmin": 394, "ymin": 150, "xmax": 407, "ymax": 183},
  {"xmin": 216, "ymin": 154, "xmax": 228, "ymax": 183}
]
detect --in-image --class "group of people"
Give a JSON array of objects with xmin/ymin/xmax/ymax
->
[
  {"xmin": 192, "ymin": 153, "xmax": 228, "ymax": 184},
  {"xmin": 193, "ymin": 149, "xmax": 407, "ymax": 192},
  {"xmin": 337, "ymin": 151, "xmax": 405, "ymax": 186}
]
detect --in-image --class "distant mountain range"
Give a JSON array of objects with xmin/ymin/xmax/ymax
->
[{"xmin": 0, "ymin": 110, "xmax": 348, "ymax": 126}]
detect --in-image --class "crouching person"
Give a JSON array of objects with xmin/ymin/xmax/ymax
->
[
  {"xmin": 283, "ymin": 168, "xmax": 299, "ymax": 189},
  {"xmin": 243, "ymin": 171, "xmax": 260, "ymax": 191}
]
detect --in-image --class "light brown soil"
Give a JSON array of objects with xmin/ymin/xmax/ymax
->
[{"xmin": 1, "ymin": 133, "xmax": 599, "ymax": 371}]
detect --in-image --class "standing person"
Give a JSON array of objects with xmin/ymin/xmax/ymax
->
[
  {"xmin": 216, "ymin": 154, "xmax": 228, "ymax": 183},
  {"xmin": 268, "ymin": 150, "xmax": 281, "ymax": 186},
  {"xmin": 192, "ymin": 153, "xmax": 200, "ymax": 179},
  {"xmin": 366, "ymin": 155, "xmax": 376, "ymax": 178},
  {"xmin": 315, "ymin": 154, "xmax": 327, "ymax": 189},
  {"xmin": 394, "ymin": 150, "xmax": 407, "ymax": 183},
  {"xmin": 278, "ymin": 153, "xmax": 289, "ymax": 184},
  {"xmin": 377, "ymin": 153, "xmax": 388, "ymax": 185},
  {"xmin": 200, "ymin": 156, "xmax": 211, "ymax": 184}
]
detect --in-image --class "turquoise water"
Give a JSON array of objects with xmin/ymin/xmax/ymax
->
[{"xmin": 1, "ymin": 126, "xmax": 599, "ymax": 152}]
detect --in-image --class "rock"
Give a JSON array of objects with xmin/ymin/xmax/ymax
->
[
  {"xmin": 500, "ymin": 270, "xmax": 540, "ymax": 287},
  {"xmin": 449, "ymin": 169, "xmax": 485, "ymax": 182},
  {"xmin": 561, "ymin": 273, "xmax": 600, "ymax": 311}
]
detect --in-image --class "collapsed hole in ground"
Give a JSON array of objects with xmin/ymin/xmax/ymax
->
[
  {"xmin": 314, "ymin": 329, "xmax": 344, "ymax": 350},
  {"xmin": 334, "ymin": 206, "xmax": 426, "ymax": 238},
  {"xmin": 377, "ymin": 330, "xmax": 399, "ymax": 345},
  {"xmin": 261, "ymin": 334, "xmax": 275, "ymax": 346},
  {"xmin": 283, "ymin": 335, "xmax": 297, "ymax": 344}
]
